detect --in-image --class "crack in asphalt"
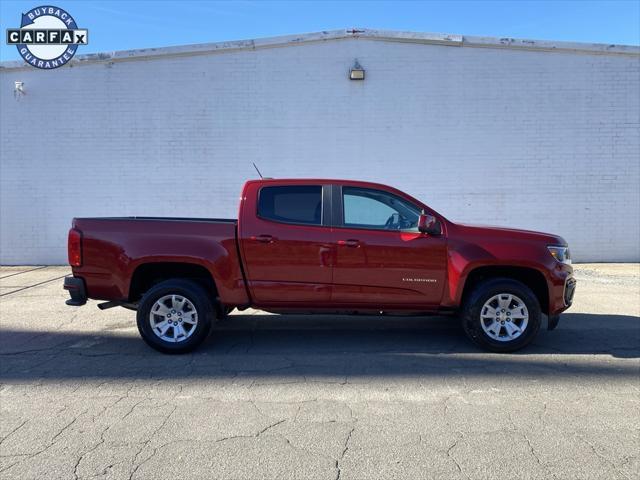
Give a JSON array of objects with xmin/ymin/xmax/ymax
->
[
  {"xmin": 335, "ymin": 426, "xmax": 354, "ymax": 480},
  {"xmin": 446, "ymin": 435, "xmax": 470, "ymax": 480},
  {"xmin": 0, "ymin": 420, "xmax": 28, "ymax": 446},
  {"xmin": 1, "ymin": 265, "xmax": 639, "ymax": 479},
  {"xmin": 257, "ymin": 419, "xmax": 287, "ymax": 436},
  {"xmin": 50, "ymin": 413, "xmax": 84, "ymax": 445},
  {"xmin": 0, "ymin": 409, "xmax": 86, "ymax": 475},
  {"xmin": 520, "ymin": 431, "xmax": 554, "ymax": 478},
  {"xmin": 578, "ymin": 434, "xmax": 633, "ymax": 480},
  {"xmin": 127, "ymin": 404, "xmax": 177, "ymax": 480},
  {"xmin": 72, "ymin": 426, "xmax": 108, "ymax": 480},
  {"xmin": 215, "ymin": 418, "xmax": 287, "ymax": 444}
]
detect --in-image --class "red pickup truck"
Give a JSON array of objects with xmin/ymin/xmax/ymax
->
[{"xmin": 64, "ymin": 179, "xmax": 575, "ymax": 354}]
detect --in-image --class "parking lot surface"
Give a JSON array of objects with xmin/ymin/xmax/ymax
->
[{"xmin": 0, "ymin": 264, "xmax": 638, "ymax": 479}]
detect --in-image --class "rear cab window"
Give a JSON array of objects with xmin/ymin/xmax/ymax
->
[{"xmin": 258, "ymin": 185, "xmax": 323, "ymax": 225}]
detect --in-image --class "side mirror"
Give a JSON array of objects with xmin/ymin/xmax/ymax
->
[{"xmin": 418, "ymin": 213, "xmax": 441, "ymax": 235}]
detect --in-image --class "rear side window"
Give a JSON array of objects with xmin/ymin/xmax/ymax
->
[{"xmin": 258, "ymin": 185, "xmax": 323, "ymax": 225}]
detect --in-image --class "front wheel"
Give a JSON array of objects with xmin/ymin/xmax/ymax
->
[
  {"xmin": 461, "ymin": 278, "xmax": 541, "ymax": 353},
  {"xmin": 136, "ymin": 279, "xmax": 215, "ymax": 354}
]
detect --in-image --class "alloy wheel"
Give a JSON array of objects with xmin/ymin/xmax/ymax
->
[
  {"xmin": 479, "ymin": 293, "xmax": 529, "ymax": 342},
  {"xmin": 149, "ymin": 294, "xmax": 198, "ymax": 343}
]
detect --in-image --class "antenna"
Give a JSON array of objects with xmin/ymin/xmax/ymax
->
[{"xmin": 252, "ymin": 162, "xmax": 264, "ymax": 179}]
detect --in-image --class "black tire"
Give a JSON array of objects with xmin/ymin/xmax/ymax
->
[
  {"xmin": 217, "ymin": 305, "xmax": 233, "ymax": 320},
  {"xmin": 461, "ymin": 277, "xmax": 541, "ymax": 353},
  {"xmin": 136, "ymin": 279, "xmax": 216, "ymax": 354}
]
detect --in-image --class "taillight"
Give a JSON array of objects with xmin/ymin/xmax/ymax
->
[{"xmin": 68, "ymin": 228, "xmax": 82, "ymax": 267}]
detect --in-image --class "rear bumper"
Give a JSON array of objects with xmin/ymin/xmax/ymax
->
[{"xmin": 64, "ymin": 276, "xmax": 87, "ymax": 306}]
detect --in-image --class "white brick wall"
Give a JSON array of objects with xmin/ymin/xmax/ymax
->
[{"xmin": 1, "ymin": 33, "xmax": 639, "ymax": 264}]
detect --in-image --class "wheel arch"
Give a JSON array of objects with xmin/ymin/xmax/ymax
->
[
  {"xmin": 459, "ymin": 265, "xmax": 549, "ymax": 314},
  {"xmin": 128, "ymin": 261, "xmax": 218, "ymax": 303}
]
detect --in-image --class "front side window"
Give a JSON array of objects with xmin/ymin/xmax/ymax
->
[
  {"xmin": 342, "ymin": 187, "xmax": 421, "ymax": 231},
  {"xmin": 258, "ymin": 185, "xmax": 322, "ymax": 225}
]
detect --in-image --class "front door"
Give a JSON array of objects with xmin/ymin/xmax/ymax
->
[
  {"xmin": 239, "ymin": 184, "xmax": 334, "ymax": 305},
  {"xmin": 331, "ymin": 185, "xmax": 447, "ymax": 307}
]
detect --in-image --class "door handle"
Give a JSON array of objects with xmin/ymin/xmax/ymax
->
[
  {"xmin": 338, "ymin": 239, "xmax": 361, "ymax": 248},
  {"xmin": 252, "ymin": 234, "xmax": 275, "ymax": 243}
]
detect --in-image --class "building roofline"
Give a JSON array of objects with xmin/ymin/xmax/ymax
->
[{"xmin": 1, "ymin": 28, "xmax": 638, "ymax": 71}]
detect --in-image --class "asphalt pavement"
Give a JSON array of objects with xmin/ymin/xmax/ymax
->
[{"xmin": 0, "ymin": 264, "xmax": 638, "ymax": 479}]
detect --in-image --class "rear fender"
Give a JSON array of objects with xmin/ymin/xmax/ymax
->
[{"xmin": 126, "ymin": 242, "xmax": 248, "ymax": 306}]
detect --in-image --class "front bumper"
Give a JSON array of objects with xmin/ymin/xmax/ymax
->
[
  {"xmin": 547, "ymin": 276, "xmax": 576, "ymax": 330},
  {"xmin": 564, "ymin": 276, "xmax": 576, "ymax": 307},
  {"xmin": 547, "ymin": 261, "xmax": 576, "ymax": 316},
  {"xmin": 64, "ymin": 276, "xmax": 87, "ymax": 306}
]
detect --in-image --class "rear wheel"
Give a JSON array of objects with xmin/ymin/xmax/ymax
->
[
  {"xmin": 461, "ymin": 278, "xmax": 541, "ymax": 353},
  {"xmin": 136, "ymin": 279, "xmax": 215, "ymax": 354}
]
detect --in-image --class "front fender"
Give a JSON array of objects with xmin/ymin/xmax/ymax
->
[{"xmin": 443, "ymin": 238, "xmax": 560, "ymax": 312}]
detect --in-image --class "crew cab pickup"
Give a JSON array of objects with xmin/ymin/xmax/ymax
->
[{"xmin": 64, "ymin": 179, "xmax": 575, "ymax": 353}]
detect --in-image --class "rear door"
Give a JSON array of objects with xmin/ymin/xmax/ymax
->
[
  {"xmin": 239, "ymin": 183, "xmax": 334, "ymax": 305},
  {"xmin": 331, "ymin": 185, "xmax": 447, "ymax": 307}
]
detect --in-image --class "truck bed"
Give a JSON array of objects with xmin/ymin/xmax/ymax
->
[
  {"xmin": 71, "ymin": 216, "xmax": 247, "ymax": 305},
  {"xmin": 76, "ymin": 216, "xmax": 237, "ymax": 223}
]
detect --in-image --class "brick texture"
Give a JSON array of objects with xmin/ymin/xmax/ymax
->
[{"xmin": 1, "ymin": 38, "xmax": 639, "ymax": 263}]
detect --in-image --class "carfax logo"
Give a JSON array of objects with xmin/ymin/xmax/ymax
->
[{"xmin": 6, "ymin": 5, "xmax": 88, "ymax": 69}]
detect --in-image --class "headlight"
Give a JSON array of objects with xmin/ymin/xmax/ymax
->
[{"xmin": 547, "ymin": 245, "xmax": 571, "ymax": 265}]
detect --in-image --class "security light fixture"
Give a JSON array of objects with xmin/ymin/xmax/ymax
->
[
  {"xmin": 349, "ymin": 60, "xmax": 365, "ymax": 80},
  {"xmin": 14, "ymin": 81, "xmax": 25, "ymax": 100}
]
